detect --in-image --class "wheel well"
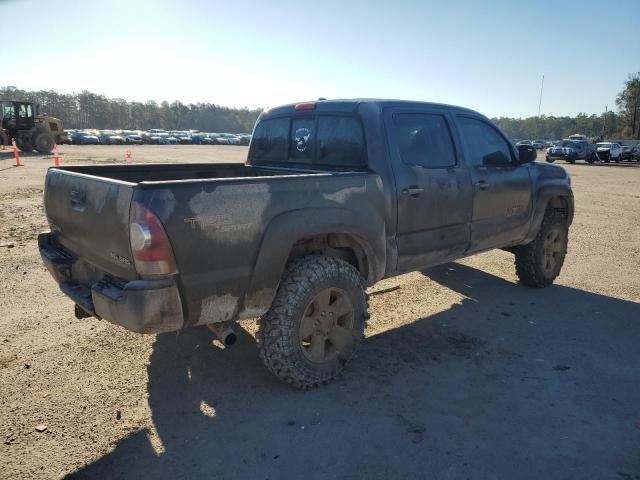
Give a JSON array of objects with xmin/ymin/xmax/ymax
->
[
  {"xmin": 547, "ymin": 196, "xmax": 570, "ymax": 222},
  {"xmin": 286, "ymin": 234, "xmax": 369, "ymax": 280}
]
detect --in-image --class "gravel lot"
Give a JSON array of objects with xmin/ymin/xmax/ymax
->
[{"xmin": 1, "ymin": 145, "xmax": 639, "ymax": 479}]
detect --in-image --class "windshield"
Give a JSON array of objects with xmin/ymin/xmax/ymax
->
[
  {"xmin": 559, "ymin": 141, "xmax": 575, "ymax": 147},
  {"xmin": 596, "ymin": 143, "xmax": 612, "ymax": 148}
]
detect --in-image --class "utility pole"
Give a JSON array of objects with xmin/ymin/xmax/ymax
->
[
  {"xmin": 537, "ymin": 74, "xmax": 545, "ymax": 118},
  {"xmin": 537, "ymin": 75, "xmax": 544, "ymax": 139}
]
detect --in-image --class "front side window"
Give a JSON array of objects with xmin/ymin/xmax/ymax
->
[
  {"xmin": 393, "ymin": 113, "xmax": 456, "ymax": 168},
  {"xmin": 457, "ymin": 117, "xmax": 513, "ymax": 167},
  {"xmin": 18, "ymin": 104, "xmax": 32, "ymax": 118}
]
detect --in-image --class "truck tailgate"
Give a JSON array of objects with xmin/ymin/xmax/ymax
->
[{"xmin": 44, "ymin": 168, "xmax": 138, "ymax": 280}]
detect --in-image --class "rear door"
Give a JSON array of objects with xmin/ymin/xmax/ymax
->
[
  {"xmin": 385, "ymin": 108, "xmax": 473, "ymax": 272},
  {"xmin": 454, "ymin": 115, "xmax": 533, "ymax": 252},
  {"xmin": 44, "ymin": 169, "xmax": 138, "ymax": 280}
]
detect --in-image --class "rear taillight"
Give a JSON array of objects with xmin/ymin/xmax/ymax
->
[{"xmin": 129, "ymin": 201, "xmax": 177, "ymax": 276}]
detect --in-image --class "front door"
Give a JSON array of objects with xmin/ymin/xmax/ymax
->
[
  {"xmin": 385, "ymin": 108, "xmax": 474, "ymax": 272},
  {"xmin": 454, "ymin": 115, "xmax": 533, "ymax": 252}
]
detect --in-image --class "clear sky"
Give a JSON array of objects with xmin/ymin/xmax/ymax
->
[{"xmin": 2, "ymin": 0, "xmax": 639, "ymax": 118}]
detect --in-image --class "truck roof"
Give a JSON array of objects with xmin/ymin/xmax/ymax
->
[{"xmin": 262, "ymin": 99, "xmax": 482, "ymax": 117}]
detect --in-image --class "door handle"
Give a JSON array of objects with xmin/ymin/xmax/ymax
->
[
  {"xmin": 401, "ymin": 187, "xmax": 425, "ymax": 197},
  {"xmin": 475, "ymin": 180, "xmax": 491, "ymax": 191}
]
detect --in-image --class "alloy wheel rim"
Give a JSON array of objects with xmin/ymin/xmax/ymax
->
[
  {"xmin": 542, "ymin": 227, "xmax": 564, "ymax": 273},
  {"xmin": 299, "ymin": 288, "xmax": 355, "ymax": 363}
]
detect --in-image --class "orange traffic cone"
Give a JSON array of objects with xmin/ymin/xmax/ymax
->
[
  {"xmin": 12, "ymin": 139, "xmax": 21, "ymax": 166},
  {"xmin": 53, "ymin": 144, "xmax": 60, "ymax": 167},
  {"xmin": 126, "ymin": 149, "xmax": 132, "ymax": 163}
]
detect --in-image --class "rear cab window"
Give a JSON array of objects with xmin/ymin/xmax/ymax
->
[{"xmin": 249, "ymin": 115, "xmax": 367, "ymax": 170}]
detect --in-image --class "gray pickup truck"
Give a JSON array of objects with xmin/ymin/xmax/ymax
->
[{"xmin": 39, "ymin": 99, "xmax": 574, "ymax": 388}]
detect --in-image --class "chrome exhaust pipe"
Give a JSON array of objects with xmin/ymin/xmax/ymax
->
[{"xmin": 207, "ymin": 322, "xmax": 237, "ymax": 346}]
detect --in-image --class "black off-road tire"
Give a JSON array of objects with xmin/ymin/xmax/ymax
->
[
  {"xmin": 545, "ymin": 156, "xmax": 554, "ymax": 163},
  {"xmin": 515, "ymin": 213, "xmax": 568, "ymax": 288},
  {"xmin": 566, "ymin": 155, "xmax": 576, "ymax": 164},
  {"xmin": 16, "ymin": 137, "xmax": 33, "ymax": 153},
  {"xmin": 0, "ymin": 131, "xmax": 8, "ymax": 147},
  {"xmin": 257, "ymin": 255, "xmax": 369, "ymax": 389},
  {"xmin": 586, "ymin": 153, "xmax": 596, "ymax": 164},
  {"xmin": 33, "ymin": 132, "xmax": 54, "ymax": 154}
]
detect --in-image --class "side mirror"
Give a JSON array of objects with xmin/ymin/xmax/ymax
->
[{"xmin": 518, "ymin": 144, "xmax": 537, "ymax": 164}]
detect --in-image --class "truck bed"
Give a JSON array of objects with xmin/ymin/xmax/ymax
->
[
  {"xmin": 43, "ymin": 162, "xmax": 386, "ymax": 330},
  {"xmin": 54, "ymin": 163, "xmax": 324, "ymax": 184}
]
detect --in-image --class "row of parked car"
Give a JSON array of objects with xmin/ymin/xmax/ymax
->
[
  {"xmin": 63, "ymin": 129, "xmax": 252, "ymax": 146},
  {"xmin": 515, "ymin": 135, "xmax": 640, "ymax": 164}
]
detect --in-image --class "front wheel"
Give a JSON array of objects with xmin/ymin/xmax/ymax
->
[
  {"xmin": 34, "ymin": 132, "xmax": 54, "ymax": 154},
  {"xmin": 515, "ymin": 213, "xmax": 568, "ymax": 288},
  {"xmin": 257, "ymin": 255, "xmax": 368, "ymax": 388},
  {"xmin": 586, "ymin": 153, "xmax": 596, "ymax": 164},
  {"xmin": 545, "ymin": 156, "xmax": 555, "ymax": 163}
]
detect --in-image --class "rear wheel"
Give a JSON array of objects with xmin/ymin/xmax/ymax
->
[
  {"xmin": 545, "ymin": 157, "xmax": 555, "ymax": 163},
  {"xmin": 33, "ymin": 132, "xmax": 54, "ymax": 154},
  {"xmin": 515, "ymin": 212, "xmax": 568, "ymax": 288},
  {"xmin": 257, "ymin": 255, "xmax": 368, "ymax": 388},
  {"xmin": 615, "ymin": 154, "xmax": 621, "ymax": 163},
  {"xmin": 586, "ymin": 153, "xmax": 596, "ymax": 164}
]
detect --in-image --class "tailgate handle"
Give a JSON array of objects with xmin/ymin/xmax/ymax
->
[{"xmin": 70, "ymin": 189, "xmax": 86, "ymax": 212}]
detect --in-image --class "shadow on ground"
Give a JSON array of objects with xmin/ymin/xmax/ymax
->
[{"xmin": 69, "ymin": 264, "xmax": 640, "ymax": 480}]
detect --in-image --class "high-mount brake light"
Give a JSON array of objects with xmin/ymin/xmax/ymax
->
[
  {"xmin": 129, "ymin": 201, "xmax": 177, "ymax": 276},
  {"xmin": 294, "ymin": 102, "xmax": 316, "ymax": 111}
]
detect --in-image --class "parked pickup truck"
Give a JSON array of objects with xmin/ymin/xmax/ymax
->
[
  {"xmin": 39, "ymin": 99, "xmax": 574, "ymax": 388},
  {"xmin": 546, "ymin": 139, "xmax": 597, "ymax": 164}
]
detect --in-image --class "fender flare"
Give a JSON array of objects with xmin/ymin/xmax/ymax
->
[
  {"xmin": 523, "ymin": 184, "xmax": 574, "ymax": 244},
  {"xmin": 240, "ymin": 207, "xmax": 385, "ymax": 319}
]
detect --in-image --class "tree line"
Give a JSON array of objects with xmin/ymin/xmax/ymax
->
[
  {"xmin": 2, "ymin": 72, "xmax": 639, "ymax": 139},
  {"xmin": 494, "ymin": 72, "xmax": 640, "ymax": 140},
  {"xmin": 492, "ymin": 112, "xmax": 627, "ymax": 140},
  {"xmin": 0, "ymin": 86, "xmax": 262, "ymax": 133}
]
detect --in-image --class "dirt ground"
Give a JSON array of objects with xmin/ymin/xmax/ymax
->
[{"xmin": 1, "ymin": 145, "xmax": 639, "ymax": 479}]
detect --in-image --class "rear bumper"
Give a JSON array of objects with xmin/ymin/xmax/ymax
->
[{"xmin": 38, "ymin": 232, "xmax": 184, "ymax": 334}]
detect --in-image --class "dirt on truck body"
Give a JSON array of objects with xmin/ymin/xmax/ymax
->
[{"xmin": 39, "ymin": 99, "xmax": 574, "ymax": 388}]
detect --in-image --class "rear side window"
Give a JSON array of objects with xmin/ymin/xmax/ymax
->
[
  {"xmin": 393, "ymin": 113, "xmax": 456, "ymax": 168},
  {"xmin": 250, "ymin": 115, "xmax": 367, "ymax": 168},
  {"xmin": 249, "ymin": 117, "xmax": 289, "ymax": 161}
]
